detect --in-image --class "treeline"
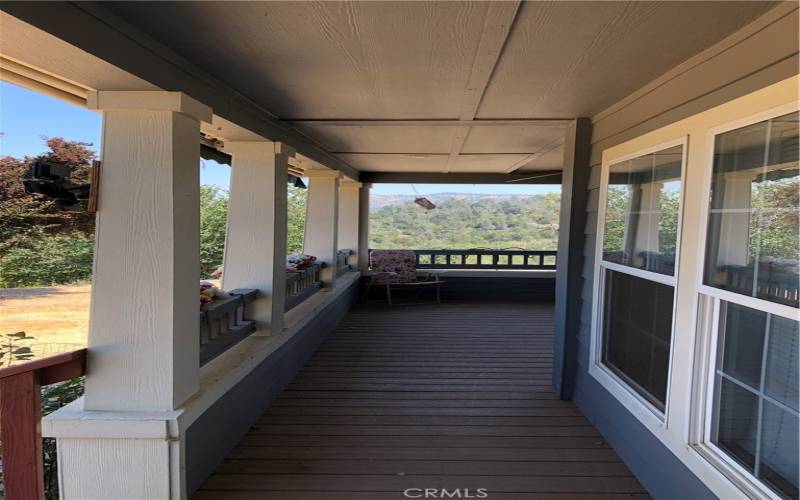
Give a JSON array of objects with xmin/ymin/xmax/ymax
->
[
  {"xmin": 369, "ymin": 194, "xmax": 561, "ymax": 250},
  {"xmin": 0, "ymin": 138, "xmax": 307, "ymax": 287}
]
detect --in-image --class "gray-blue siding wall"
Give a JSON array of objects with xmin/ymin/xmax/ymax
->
[
  {"xmin": 569, "ymin": 5, "xmax": 799, "ymax": 499},
  {"xmin": 185, "ymin": 280, "xmax": 359, "ymax": 495}
]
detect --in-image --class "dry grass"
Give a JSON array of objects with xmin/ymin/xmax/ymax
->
[{"xmin": 0, "ymin": 284, "xmax": 90, "ymax": 363}]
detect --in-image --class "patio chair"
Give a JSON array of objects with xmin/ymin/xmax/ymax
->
[{"xmin": 364, "ymin": 249, "xmax": 446, "ymax": 306}]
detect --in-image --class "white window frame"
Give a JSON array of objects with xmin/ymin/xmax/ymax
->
[
  {"xmin": 590, "ymin": 136, "xmax": 688, "ymax": 429},
  {"xmin": 687, "ymin": 103, "xmax": 800, "ymax": 500},
  {"xmin": 590, "ymin": 76, "xmax": 799, "ymax": 500}
]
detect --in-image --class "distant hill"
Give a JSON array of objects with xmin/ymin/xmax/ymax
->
[
  {"xmin": 370, "ymin": 192, "xmax": 561, "ymax": 250},
  {"xmin": 371, "ymin": 192, "xmax": 551, "ymax": 210}
]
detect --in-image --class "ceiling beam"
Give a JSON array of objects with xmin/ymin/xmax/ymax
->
[
  {"xmin": 330, "ymin": 152, "xmax": 548, "ymax": 156},
  {"xmin": 1, "ymin": 1, "xmax": 360, "ymax": 180},
  {"xmin": 443, "ymin": 1, "xmax": 521, "ymax": 173},
  {"xmin": 503, "ymin": 138, "xmax": 565, "ymax": 173},
  {"xmin": 359, "ymin": 170, "xmax": 562, "ymax": 185},
  {"xmin": 285, "ymin": 119, "xmax": 571, "ymax": 127}
]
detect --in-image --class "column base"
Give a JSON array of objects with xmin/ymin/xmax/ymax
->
[{"xmin": 43, "ymin": 399, "xmax": 185, "ymax": 500}]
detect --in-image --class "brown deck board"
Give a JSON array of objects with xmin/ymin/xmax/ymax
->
[{"xmin": 195, "ymin": 302, "xmax": 649, "ymax": 498}]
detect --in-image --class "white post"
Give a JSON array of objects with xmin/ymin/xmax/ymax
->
[
  {"xmin": 338, "ymin": 179, "xmax": 361, "ymax": 267},
  {"xmin": 46, "ymin": 91, "xmax": 211, "ymax": 500},
  {"xmin": 85, "ymin": 91, "xmax": 210, "ymax": 412},
  {"xmin": 717, "ymin": 171, "xmax": 755, "ymax": 266},
  {"xmin": 633, "ymin": 182, "xmax": 663, "ymax": 254},
  {"xmin": 222, "ymin": 141, "xmax": 294, "ymax": 333},
  {"xmin": 358, "ymin": 183, "xmax": 372, "ymax": 273},
  {"xmin": 303, "ymin": 170, "xmax": 340, "ymax": 287}
]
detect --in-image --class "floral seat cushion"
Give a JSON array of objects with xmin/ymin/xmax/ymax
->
[{"xmin": 370, "ymin": 250, "xmax": 418, "ymax": 285}]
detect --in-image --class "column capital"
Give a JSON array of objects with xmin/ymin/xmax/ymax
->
[
  {"xmin": 223, "ymin": 140, "xmax": 295, "ymax": 157},
  {"xmin": 340, "ymin": 179, "xmax": 362, "ymax": 189},
  {"xmin": 305, "ymin": 169, "xmax": 342, "ymax": 179},
  {"xmin": 87, "ymin": 91, "xmax": 212, "ymax": 123}
]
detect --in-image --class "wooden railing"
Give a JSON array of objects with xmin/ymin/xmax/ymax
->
[
  {"xmin": 373, "ymin": 249, "xmax": 558, "ymax": 270},
  {"xmin": 336, "ymin": 249, "xmax": 352, "ymax": 278},
  {"xmin": 199, "ymin": 288, "xmax": 258, "ymax": 365},
  {"xmin": 285, "ymin": 263, "xmax": 322, "ymax": 311},
  {"xmin": 0, "ymin": 349, "xmax": 87, "ymax": 500}
]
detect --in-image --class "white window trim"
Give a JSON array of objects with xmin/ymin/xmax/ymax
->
[
  {"xmin": 590, "ymin": 76, "xmax": 799, "ymax": 500},
  {"xmin": 686, "ymin": 103, "xmax": 800, "ymax": 500},
  {"xmin": 590, "ymin": 136, "xmax": 688, "ymax": 430}
]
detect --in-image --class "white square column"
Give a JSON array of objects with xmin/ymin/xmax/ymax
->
[
  {"xmin": 85, "ymin": 91, "xmax": 211, "ymax": 412},
  {"xmin": 358, "ymin": 183, "xmax": 372, "ymax": 273},
  {"xmin": 222, "ymin": 141, "xmax": 294, "ymax": 333},
  {"xmin": 303, "ymin": 170, "xmax": 341, "ymax": 287},
  {"xmin": 48, "ymin": 91, "xmax": 211, "ymax": 500},
  {"xmin": 337, "ymin": 179, "xmax": 361, "ymax": 267}
]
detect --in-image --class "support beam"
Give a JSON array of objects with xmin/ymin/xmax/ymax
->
[
  {"xmin": 222, "ymin": 141, "xmax": 294, "ymax": 334},
  {"xmin": 443, "ymin": 1, "xmax": 521, "ymax": 172},
  {"xmin": 285, "ymin": 119, "xmax": 571, "ymax": 127},
  {"xmin": 338, "ymin": 180, "xmax": 361, "ymax": 267},
  {"xmin": 358, "ymin": 183, "xmax": 372, "ymax": 273},
  {"xmin": 553, "ymin": 118, "xmax": 592, "ymax": 399},
  {"xmin": 304, "ymin": 170, "xmax": 341, "ymax": 287},
  {"xmin": 49, "ymin": 91, "xmax": 210, "ymax": 500},
  {"xmin": 359, "ymin": 171, "xmax": 562, "ymax": 184}
]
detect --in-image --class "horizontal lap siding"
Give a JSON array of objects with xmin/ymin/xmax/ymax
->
[{"xmin": 574, "ymin": 5, "xmax": 799, "ymax": 499}]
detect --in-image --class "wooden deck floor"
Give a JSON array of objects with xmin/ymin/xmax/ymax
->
[{"xmin": 194, "ymin": 302, "xmax": 649, "ymax": 500}]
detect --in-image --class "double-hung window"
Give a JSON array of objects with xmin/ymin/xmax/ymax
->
[
  {"xmin": 592, "ymin": 79, "xmax": 798, "ymax": 500},
  {"xmin": 595, "ymin": 143, "xmax": 685, "ymax": 415},
  {"xmin": 699, "ymin": 111, "xmax": 798, "ymax": 499}
]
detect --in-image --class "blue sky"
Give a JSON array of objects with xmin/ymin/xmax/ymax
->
[{"xmin": 0, "ymin": 81, "xmax": 558, "ymax": 196}]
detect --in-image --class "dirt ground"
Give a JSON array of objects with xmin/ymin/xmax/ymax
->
[{"xmin": 0, "ymin": 284, "xmax": 90, "ymax": 363}]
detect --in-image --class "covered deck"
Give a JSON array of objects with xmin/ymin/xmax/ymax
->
[
  {"xmin": 0, "ymin": 2, "xmax": 796, "ymax": 499},
  {"xmin": 195, "ymin": 301, "xmax": 647, "ymax": 499}
]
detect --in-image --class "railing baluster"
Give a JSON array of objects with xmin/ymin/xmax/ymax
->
[{"xmin": 382, "ymin": 249, "xmax": 556, "ymax": 270}]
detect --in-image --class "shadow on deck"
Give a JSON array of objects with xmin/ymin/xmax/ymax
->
[{"xmin": 194, "ymin": 301, "xmax": 649, "ymax": 499}]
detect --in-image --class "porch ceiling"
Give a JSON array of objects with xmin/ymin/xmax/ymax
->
[{"xmin": 3, "ymin": 1, "xmax": 778, "ymax": 176}]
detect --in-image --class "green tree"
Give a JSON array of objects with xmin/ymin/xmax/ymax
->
[
  {"xmin": 369, "ymin": 193, "xmax": 561, "ymax": 250},
  {"xmin": 0, "ymin": 138, "xmax": 96, "ymax": 252},
  {"xmin": 287, "ymin": 185, "xmax": 307, "ymax": 254},
  {"xmin": 199, "ymin": 185, "xmax": 229, "ymax": 278}
]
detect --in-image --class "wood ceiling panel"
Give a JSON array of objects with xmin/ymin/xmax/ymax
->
[
  {"xmin": 95, "ymin": 1, "xmax": 780, "ymax": 175},
  {"xmin": 336, "ymin": 154, "xmax": 448, "ymax": 172},
  {"xmin": 105, "ymin": 1, "xmax": 490, "ymax": 120},
  {"xmin": 461, "ymin": 123, "xmax": 567, "ymax": 154},
  {"xmin": 515, "ymin": 144, "xmax": 566, "ymax": 173},
  {"xmin": 477, "ymin": 1, "xmax": 777, "ymax": 118},
  {"xmin": 291, "ymin": 124, "xmax": 459, "ymax": 154},
  {"xmin": 450, "ymin": 155, "xmax": 528, "ymax": 173}
]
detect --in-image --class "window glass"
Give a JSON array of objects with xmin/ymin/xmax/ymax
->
[
  {"xmin": 602, "ymin": 269, "xmax": 674, "ymax": 411},
  {"xmin": 704, "ymin": 112, "xmax": 799, "ymax": 308},
  {"xmin": 603, "ymin": 145, "xmax": 683, "ymax": 275},
  {"xmin": 712, "ymin": 301, "xmax": 799, "ymax": 499}
]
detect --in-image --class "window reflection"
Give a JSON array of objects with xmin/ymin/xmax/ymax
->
[
  {"xmin": 704, "ymin": 112, "xmax": 799, "ymax": 307},
  {"xmin": 603, "ymin": 145, "xmax": 683, "ymax": 275},
  {"xmin": 712, "ymin": 302, "xmax": 799, "ymax": 499},
  {"xmin": 602, "ymin": 269, "xmax": 674, "ymax": 411}
]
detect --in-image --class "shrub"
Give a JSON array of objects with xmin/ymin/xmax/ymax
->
[{"xmin": 0, "ymin": 233, "xmax": 94, "ymax": 288}]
